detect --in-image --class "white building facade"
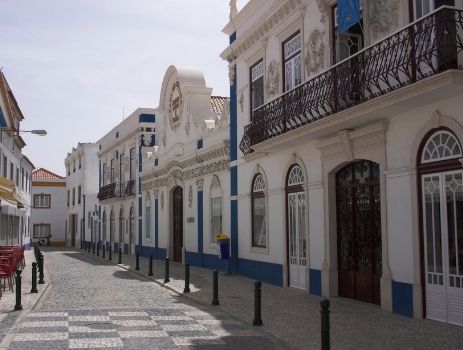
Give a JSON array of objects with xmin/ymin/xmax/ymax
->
[
  {"xmin": 0, "ymin": 71, "xmax": 34, "ymax": 249},
  {"xmin": 31, "ymin": 168, "xmax": 66, "ymax": 246},
  {"xmin": 65, "ymin": 142, "xmax": 99, "ymax": 248},
  {"xmin": 140, "ymin": 66, "xmax": 230, "ymax": 265},
  {"xmin": 220, "ymin": 0, "xmax": 463, "ymax": 326},
  {"xmin": 97, "ymin": 108, "xmax": 156, "ymax": 256}
]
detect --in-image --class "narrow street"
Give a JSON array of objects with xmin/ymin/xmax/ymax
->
[{"xmin": 4, "ymin": 250, "xmax": 283, "ymax": 349}]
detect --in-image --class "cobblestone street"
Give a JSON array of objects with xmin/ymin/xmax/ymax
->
[{"xmin": 1, "ymin": 250, "xmax": 284, "ymax": 350}]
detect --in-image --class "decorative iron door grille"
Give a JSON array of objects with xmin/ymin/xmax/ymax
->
[
  {"xmin": 173, "ymin": 187, "xmax": 183, "ymax": 263},
  {"xmin": 336, "ymin": 160, "xmax": 382, "ymax": 305}
]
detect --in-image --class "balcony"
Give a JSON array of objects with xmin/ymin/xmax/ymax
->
[
  {"xmin": 240, "ymin": 7, "xmax": 463, "ymax": 155},
  {"xmin": 97, "ymin": 180, "xmax": 136, "ymax": 201}
]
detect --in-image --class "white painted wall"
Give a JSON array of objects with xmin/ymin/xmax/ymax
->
[{"xmin": 31, "ymin": 181, "xmax": 66, "ymax": 244}]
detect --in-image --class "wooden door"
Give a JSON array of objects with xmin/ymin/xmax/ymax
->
[
  {"xmin": 336, "ymin": 160, "xmax": 382, "ymax": 305},
  {"xmin": 173, "ymin": 187, "xmax": 183, "ymax": 263}
]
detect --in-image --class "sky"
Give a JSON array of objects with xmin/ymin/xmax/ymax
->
[{"xmin": 0, "ymin": 0, "xmax": 248, "ymax": 176}]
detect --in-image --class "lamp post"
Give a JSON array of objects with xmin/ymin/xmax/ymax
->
[{"xmin": 0, "ymin": 128, "xmax": 47, "ymax": 142}]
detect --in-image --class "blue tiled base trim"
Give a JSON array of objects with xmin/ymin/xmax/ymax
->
[
  {"xmin": 309, "ymin": 269, "xmax": 322, "ymax": 296},
  {"xmin": 185, "ymin": 252, "xmax": 228, "ymax": 271},
  {"xmin": 155, "ymin": 248, "xmax": 166, "ymax": 260},
  {"xmin": 124, "ymin": 244, "xmax": 129, "ymax": 254},
  {"xmin": 392, "ymin": 281, "xmax": 413, "ymax": 318},
  {"xmin": 237, "ymin": 258, "xmax": 283, "ymax": 286},
  {"xmin": 114, "ymin": 242, "xmax": 119, "ymax": 253},
  {"xmin": 139, "ymin": 246, "xmax": 156, "ymax": 258},
  {"xmin": 24, "ymin": 243, "xmax": 31, "ymax": 250}
]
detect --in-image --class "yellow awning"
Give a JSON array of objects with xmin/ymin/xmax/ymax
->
[{"xmin": 0, "ymin": 176, "xmax": 25, "ymax": 208}]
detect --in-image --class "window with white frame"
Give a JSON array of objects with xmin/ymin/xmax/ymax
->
[
  {"xmin": 145, "ymin": 193, "xmax": 151, "ymax": 239},
  {"xmin": 210, "ymin": 176, "xmax": 222, "ymax": 243},
  {"xmin": 251, "ymin": 173, "xmax": 267, "ymax": 248},
  {"xmin": 413, "ymin": 1, "xmax": 454, "ymax": 20},
  {"xmin": 33, "ymin": 224, "xmax": 50, "ymax": 238},
  {"xmin": 283, "ymin": 32, "xmax": 302, "ymax": 92},
  {"xmin": 34, "ymin": 194, "xmax": 51, "ymax": 208},
  {"xmin": 250, "ymin": 59, "xmax": 264, "ymax": 118}
]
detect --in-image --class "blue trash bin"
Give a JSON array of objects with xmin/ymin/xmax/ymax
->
[{"xmin": 217, "ymin": 239, "xmax": 230, "ymax": 259}]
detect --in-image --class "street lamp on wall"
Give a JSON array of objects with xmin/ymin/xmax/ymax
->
[{"xmin": 0, "ymin": 127, "xmax": 47, "ymax": 143}]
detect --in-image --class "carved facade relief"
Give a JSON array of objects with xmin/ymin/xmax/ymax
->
[
  {"xmin": 161, "ymin": 129, "xmax": 166, "ymax": 147},
  {"xmin": 239, "ymin": 91, "xmax": 244, "ymax": 113},
  {"xmin": 196, "ymin": 179, "xmax": 204, "ymax": 191},
  {"xmin": 305, "ymin": 29, "xmax": 325, "ymax": 77},
  {"xmin": 315, "ymin": 0, "xmax": 328, "ymax": 23},
  {"xmin": 184, "ymin": 116, "xmax": 191, "ymax": 136},
  {"xmin": 229, "ymin": 64, "xmax": 236, "ymax": 86},
  {"xmin": 369, "ymin": 0, "xmax": 399, "ymax": 38},
  {"xmin": 160, "ymin": 191, "xmax": 164, "ymax": 209},
  {"xmin": 188, "ymin": 185, "xmax": 193, "ymax": 207},
  {"xmin": 265, "ymin": 60, "xmax": 280, "ymax": 99}
]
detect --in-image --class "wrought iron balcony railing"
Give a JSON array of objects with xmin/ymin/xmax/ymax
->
[
  {"xmin": 97, "ymin": 180, "xmax": 135, "ymax": 201},
  {"xmin": 240, "ymin": 7, "xmax": 463, "ymax": 155},
  {"xmin": 125, "ymin": 179, "xmax": 135, "ymax": 196}
]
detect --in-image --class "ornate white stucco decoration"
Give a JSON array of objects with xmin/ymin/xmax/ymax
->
[
  {"xmin": 210, "ymin": 175, "xmax": 220, "ymax": 191},
  {"xmin": 188, "ymin": 185, "xmax": 193, "ymax": 207},
  {"xmin": 239, "ymin": 91, "xmax": 244, "ymax": 113},
  {"xmin": 265, "ymin": 60, "xmax": 280, "ymax": 99},
  {"xmin": 168, "ymin": 81, "xmax": 183, "ymax": 130},
  {"xmin": 154, "ymin": 190, "xmax": 159, "ymax": 199},
  {"xmin": 196, "ymin": 179, "xmax": 204, "ymax": 191},
  {"xmin": 223, "ymin": 0, "xmax": 300, "ymax": 62},
  {"xmin": 184, "ymin": 116, "xmax": 191, "ymax": 136},
  {"xmin": 160, "ymin": 191, "xmax": 164, "ymax": 209},
  {"xmin": 218, "ymin": 100, "xmax": 229, "ymax": 128},
  {"xmin": 305, "ymin": 29, "xmax": 325, "ymax": 77},
  {"xmin": 161, "ymin": 129, "xmax": 166, "ymax": 147},
  {"xmin": 229, "ymin": 0, "xmax": 238, "ymax": 21},
  {"xmin": 229, "ymin": 64, "xmax": 236, "ymax": 86},
  {"xmin": 369, "ymin": 0, "xmax": 399, "ymax": 37},
  {"xmin": 315, "ymin": 0, "xmax": 328, "ymax": 23}
]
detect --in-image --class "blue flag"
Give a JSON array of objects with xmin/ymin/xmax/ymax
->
[{"xmin": 337, "ymin": 0, "xmax": 361, "ymax": 33}]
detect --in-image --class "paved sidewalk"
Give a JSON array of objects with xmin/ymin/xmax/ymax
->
[
  {"xmin": 0, "ymin": 249, "xmax": 49, "ymax": 345},
  {"xmin": 80, "ymin": 248, "xmax": 463, "ymax": 350}
]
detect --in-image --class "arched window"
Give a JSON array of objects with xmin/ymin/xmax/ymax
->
[
  {"xmin": 210, "ymin": 175, "xmax": 222, "ymax": 243},
  {"xmin": 110, "ymin": 209, "xmax": 115, "ymax": 242},
  {"xmin": 421, "ymin": 130, "xmax": 462, "ymax": 163},
  {"xmin": 287, "ymin": 165, "xmax": 304, "ymax": 186},
  {"xmin": 119, "ymin": 207, "xmax": 124, "ymax": 245},
  {"xmin": 252, "ymin": 173, "xmax": 267, "ymax": 248},
  {"xmin": 102, "ymin": 210, "xmax": 107, "ymax": 242},
  {"xmin": 145, "ymin": 193, "xmax": 151, "ymax": 240}
]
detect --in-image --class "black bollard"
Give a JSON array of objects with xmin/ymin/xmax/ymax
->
[
  {"xmin": 109, "ymin": 244, "xmax": 112, "ymax": 261},
  {"xmin": 118, "ymin": 246, "xmax": 122, "ymax": 264},
  {"xmin": 88, "ymin": 242, "xmax": 91, "ymax": 253},
  {"xmin": 211, "ymin": 270, "xmax": 219, "ymax": 306},
  {"xmin": 320, "ymin": 299, "xmax": 330, "ymax": 350},
  {"xmin": 135, "ymin": 252, "xmax": 140, "ymax": 271},
  {"xmin": 164, "ymin": 257, "xmax": 170, "ymax": 283},
  {"xmin": 183, "ymin": 264, "xmax": 190, "ymax": 293},
  {"xmin": 148, "ymin": 255, "xmax": 153, "ymax": 276},
  {"xmin": 31, "ymin": 262, "xmax": 38, "ymax": 293},
  {"xmin": 38, "ymin": 255, "xmax": 45, "ymax": 285},
  {"xmin": 102, "ymin": 245, "xmax": 106, "ymax": 258},
  {"xmin": 253, "ymin": 281, "xmax": 263, "ymax": 326},
  {"xmin": 92, "ymin": 242, "xmax": 95, "ymax": 254},
  {"xmin": 14, "ymin": 270, "xmax": 23, "ymax": 310},
  {"xmin": 96, "ymin": 242, "xmax": 100, "ymax": 256}
]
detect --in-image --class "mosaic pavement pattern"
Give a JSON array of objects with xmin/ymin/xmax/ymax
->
[{"xmin": 9, "ymin": 306, "xmax": 278, "ymax": 349}]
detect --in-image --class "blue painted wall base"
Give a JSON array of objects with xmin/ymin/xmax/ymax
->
[
  {"xmin": 392, "ymin": 281, "xmax": 414, "ymax": 318},
  {"xmin": 309, "ymin": 269, "xmax": 322, "ymax": 296}
]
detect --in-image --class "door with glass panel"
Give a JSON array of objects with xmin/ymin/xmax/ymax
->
[
  {"xmin": 288, "ymin": 192, "xmax": 307, "ymax": 289},
  {"xmin": 422, "ymin": 171, "xmax": 463, "ymax": 325},
  {"xmin": 286, "ymin": 165, "xmax": 307, "ymax": 289}
]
